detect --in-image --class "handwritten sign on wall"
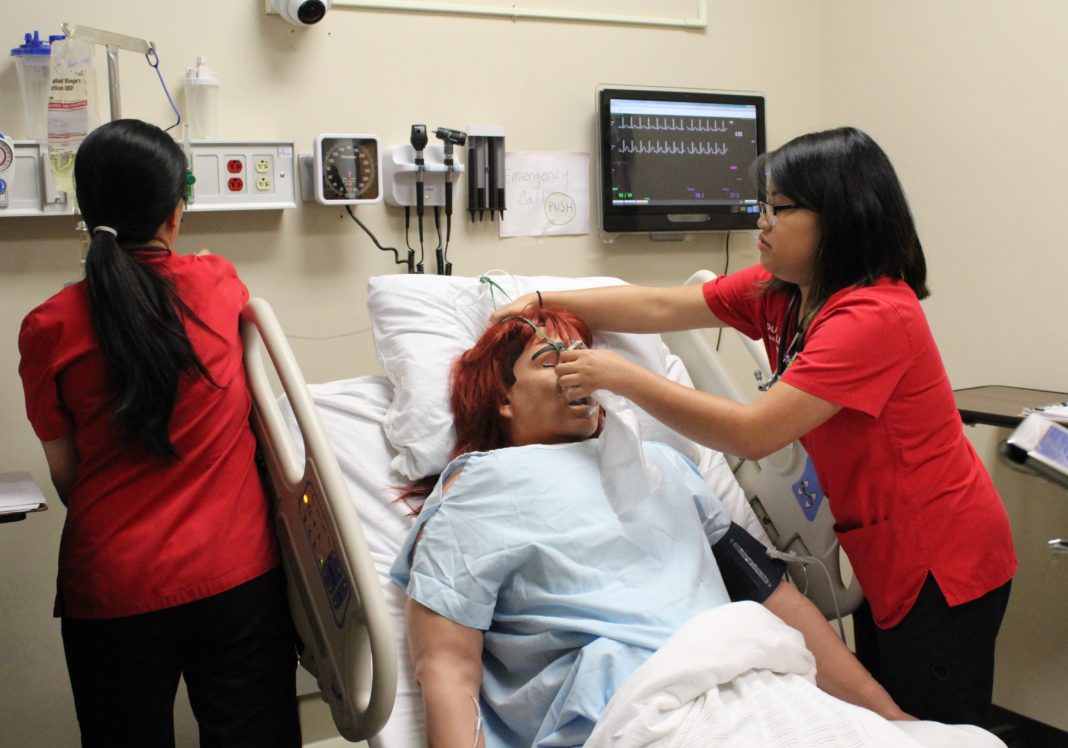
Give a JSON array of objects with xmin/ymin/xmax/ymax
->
[{"xmin": 500, "ymin": 151, "xmax": 590, "ymax": 238}]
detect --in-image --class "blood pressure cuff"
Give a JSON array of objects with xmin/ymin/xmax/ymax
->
[{"xmin": 711, "ymin": 522, "xmax": 786, "ymax": 604}]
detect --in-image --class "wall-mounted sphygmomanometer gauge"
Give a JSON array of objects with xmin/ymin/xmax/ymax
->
[
  {"xmin": 0, "ymin": 133, "xmax": 15, "ymax": 209},
  {"xmin": 313, "ymin": 133, "xmax": 381, "ymax": 205}
]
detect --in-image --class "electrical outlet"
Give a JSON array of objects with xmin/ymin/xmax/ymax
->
[{"xmin": 184, "ymin": 141, "xmax": 296, "ymax": 212}]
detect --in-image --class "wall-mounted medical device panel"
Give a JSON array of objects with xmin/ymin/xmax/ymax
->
[
  {"xmin": 0, "ymin": 139, "xmax": 75, "ymax": 217},
  {"xmin": 300, "ymin": 134, "xmax": 382, "ymax": 205},
  {"xmin": 186, "ymin": 141, "xmax": 297, "ymax": 212},
  {"xmin": 0, "ymin": 134, "xmax": 15, "ymax": 211},
  {"xmin": 0, "ymin": 139, "xmax": 297, "ymax": 217},
  {"xmin": 597, "ymin": 86, "xmax": 766, "ymax": 234},
  {"xmin": 381, "ymin": 144, "xmax": 465, "ymax": 208}
]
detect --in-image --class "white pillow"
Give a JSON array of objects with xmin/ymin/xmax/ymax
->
[{"xmin": 367, "ymin": 272, "xmax": 699, "ymax": 480}]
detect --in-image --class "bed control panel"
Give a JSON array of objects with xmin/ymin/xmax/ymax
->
[{"xmin": 298, "ymin": 480, "xmax": 351, "ymax": 627}]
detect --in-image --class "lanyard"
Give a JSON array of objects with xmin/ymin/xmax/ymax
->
[{"xmin": 757, "ymin": 294, "xmax": 805, "ymax": 392}]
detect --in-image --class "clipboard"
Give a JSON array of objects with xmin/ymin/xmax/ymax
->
[{"xmin": 0, "ymin": 471, "xmax": 48, "ymax": 523}]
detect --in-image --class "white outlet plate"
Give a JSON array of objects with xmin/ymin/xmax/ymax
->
[{"xmin": 186, "ymin": 141, "xmax": 297, "ymax": 212}]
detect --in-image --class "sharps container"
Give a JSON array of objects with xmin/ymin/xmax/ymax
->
[
  {"xmin": 10, "ymin": 31, "xmax": 55, "ymax": 140},
  {"xmin": 183, "ymin": 57, "xmax": 219, "ymax": 140}
]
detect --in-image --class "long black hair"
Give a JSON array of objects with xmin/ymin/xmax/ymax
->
[
  {"xmin": 75, "ymin": 119, "xmax": 214, "ymax": 458},
  {"xmin": 757, "ymin": 127, "xmax": 929, "ymax": 313}
]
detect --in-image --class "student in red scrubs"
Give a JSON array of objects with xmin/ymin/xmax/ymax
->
[
  {"xmin": 492, "ymin": 126, "xmax": 1017, "ymax": 727},
  {"xmin": 18, "ymin": 119, "xmax": 300, "ymax": 747}
]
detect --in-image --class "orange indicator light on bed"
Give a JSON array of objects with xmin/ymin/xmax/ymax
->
[{"xmin": 303, "ymin": 494, "xmax": 309, "ymax": 504}]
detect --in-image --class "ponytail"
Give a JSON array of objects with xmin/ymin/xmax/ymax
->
[
  {"xmin": 84, "ymin": 229, "xmax": 213, "ymax": 458},
  {"xmin": 76, "ymin": 119, "xmax": 217, "ymax": 459}
]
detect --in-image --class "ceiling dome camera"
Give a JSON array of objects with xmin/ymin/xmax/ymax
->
[{"xmin": 271, "ymin": 0, "xmax": 332, "ymax": 26}]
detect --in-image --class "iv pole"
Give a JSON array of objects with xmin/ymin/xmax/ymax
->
[{"xmin": 59, "ymin": 23, "xmax": 155, "ymax": 121}]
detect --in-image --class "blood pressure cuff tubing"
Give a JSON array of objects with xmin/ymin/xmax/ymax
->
[{"xmin": 711, "ymin": 522, "xmax": 786, "ymax": 604}]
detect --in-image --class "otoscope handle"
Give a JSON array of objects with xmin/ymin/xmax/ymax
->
[{"xmin": 415, "ymin": 160, "xmax": 425, "ymax": 218}]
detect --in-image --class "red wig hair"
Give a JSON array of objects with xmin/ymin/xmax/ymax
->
[
  {"xmin": 399, "ymin": 308, "xmax": 594, "ymax": 513},
  {"xmin": 450, "ymin": 308, "xmax": 593, "ymax": 457}
]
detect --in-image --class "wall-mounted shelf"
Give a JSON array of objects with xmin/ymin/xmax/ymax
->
[{"xmin": 0, "ymin": 140, "xmax": 297, "ymax": 218}]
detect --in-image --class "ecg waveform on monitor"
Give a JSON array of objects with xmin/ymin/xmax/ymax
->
[
  {"xmin": 607, "ymin": 109, "xmax": 758, "ymax": 206},
  {"xmin": 615, "ymin": 115, "xmax": 731, "ymax": 133},
  {"xmin": 617, "ymin": 139, "xmax": 729, "ymax": 156}
]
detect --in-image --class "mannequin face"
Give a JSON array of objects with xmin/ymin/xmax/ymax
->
[{"xmin": 498, "ymin": 331, "xmax": 599, "ymax": 447}]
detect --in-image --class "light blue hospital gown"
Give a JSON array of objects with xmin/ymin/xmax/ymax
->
[{"xmin": 390, "ymin": 439, "xmax": 732, "ymax": 748}]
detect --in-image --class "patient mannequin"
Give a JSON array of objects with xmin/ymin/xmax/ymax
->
[{"xmin": 391, "ymin": 309, "xmax": 909, "ymax": 748}]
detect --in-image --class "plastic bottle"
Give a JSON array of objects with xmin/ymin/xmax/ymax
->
[
  {"xmin": 183, "ymin": 56, "xmax": 219, "ymax": 140},
  {"xmin": 10, "ymin": 31, "xmax": 58, "ymax": 140}
]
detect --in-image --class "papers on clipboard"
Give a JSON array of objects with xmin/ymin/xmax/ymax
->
[
  {"xmin": 0, "ymin": 472, "xmax": 48, "ymax": 519},
  {"xmin": 1022, "ymin": 401, "xmax": 1068, "ymax": 422}
]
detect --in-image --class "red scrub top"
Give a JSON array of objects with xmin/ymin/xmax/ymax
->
[
  {"xmin": 18, "ymin": 250, "xmax": 278, "ymax": 619},
  {"xmin": 704, "ymin": 265, "xmax": 1016, "ymax": 628}
]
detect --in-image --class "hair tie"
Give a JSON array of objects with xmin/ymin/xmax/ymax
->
[
  {"xmin": 93, "ymin": 226, "xmax": 118, "ymax": 237},
  {"xmin": 536, "ymin": 290, "xmax": 543, "ymax": 308}
]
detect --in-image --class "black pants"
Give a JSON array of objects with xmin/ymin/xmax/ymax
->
[
  {"xmin": 62, "ymin": 568, "xmax": 301, "ymax": 748},
  {"xmin": 853, "ymin": 573, "xmax": 1011, "ymax": 726}
]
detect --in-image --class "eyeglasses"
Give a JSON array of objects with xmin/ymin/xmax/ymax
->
[
  {"xmin": 758, "ymin": 201, "xmax": 801, "ymax": 226},
  {"xmin": 531, "ymin": 339, "xmax": 586, "ymax": 369},
  {"xmin": 500, "ymin": 315, "xmax": 587, "ymax": 375}
]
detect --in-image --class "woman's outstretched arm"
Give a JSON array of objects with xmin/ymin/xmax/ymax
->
[
  {"xmin": 491, "ymin": 284, "xmax": 720, "ymax": 333},
  {"xmin": 763, "ymin": 580, "xmax": 913, "ymax": 721}
]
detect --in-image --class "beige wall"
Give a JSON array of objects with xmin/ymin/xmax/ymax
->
[{"xmin": 1, "ymin": 1, "xmax": 1065, "ymax": 745}]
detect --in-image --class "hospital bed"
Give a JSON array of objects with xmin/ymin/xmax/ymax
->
[{"xmin": 240, "ymin": 271, "xmax": 994, "ymax": 746}]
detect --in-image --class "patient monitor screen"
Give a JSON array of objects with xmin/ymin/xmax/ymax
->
[{"xmin": 599, "ymin": 87, "xmax": 765, "ymax": 233}]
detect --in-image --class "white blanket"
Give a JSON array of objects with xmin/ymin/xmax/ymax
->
[{"xmin": 586, "ymin": 602, "xmax": 1006, "ymax": 748}]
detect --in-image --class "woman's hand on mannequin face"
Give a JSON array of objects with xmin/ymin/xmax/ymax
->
[{"xmin": 555, "ymin": 347, "xmax": 637, "ymax": 400}]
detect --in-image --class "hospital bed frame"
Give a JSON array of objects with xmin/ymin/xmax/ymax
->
[
  {"xmin": 237, "ymin": 272, "xmax": 862, "ymax": 740},
  {"xmin": 241, "ymin": 298, "xmax": 397, "ymax": 742}
]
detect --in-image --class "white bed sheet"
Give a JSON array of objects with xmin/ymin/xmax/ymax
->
[
  {"xmin": 282, "ymin": 371, "xmax": 766, "ymax": 746},
  {"xmin": 588, "ymin": 602, "xmax": 1005, "ymax": 748}
]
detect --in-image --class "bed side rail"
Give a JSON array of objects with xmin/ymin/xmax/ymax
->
[{"xmin": 241, "ymin": 298, "xmax": 397, "ymax": 741}]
